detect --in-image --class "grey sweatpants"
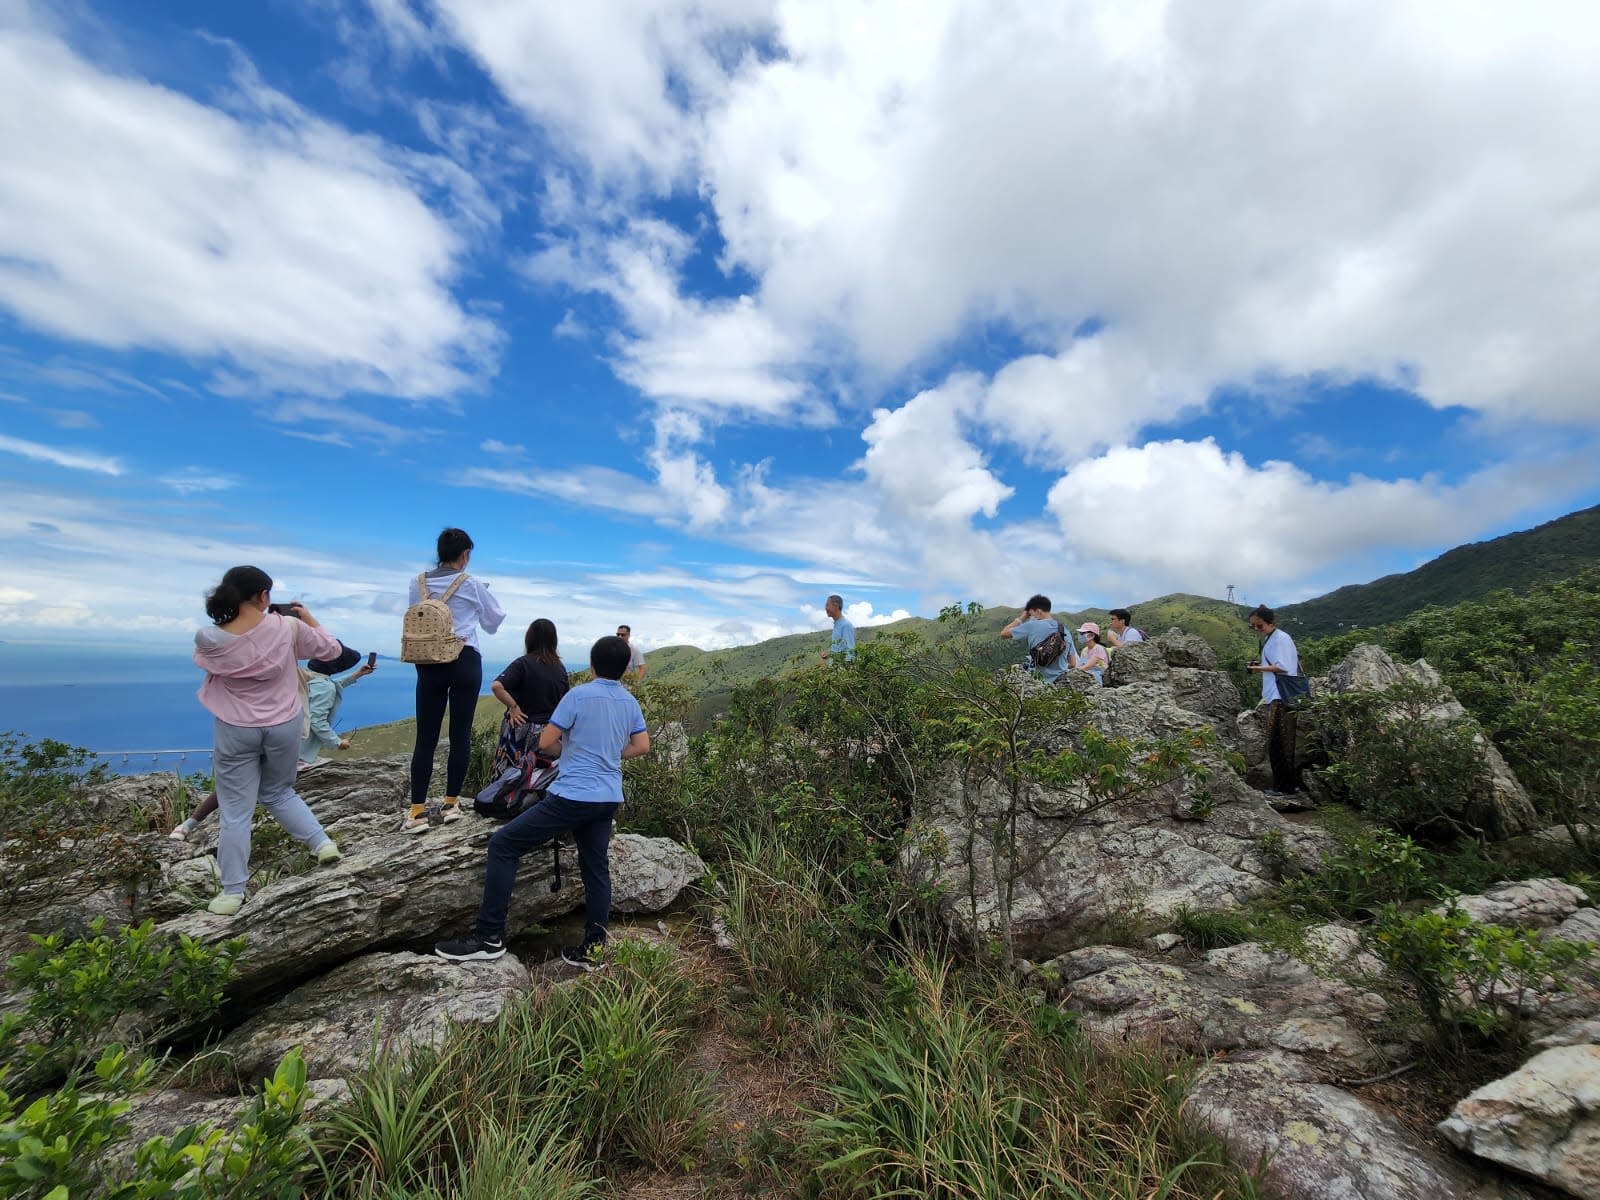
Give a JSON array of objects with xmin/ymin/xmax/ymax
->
[{"xmin": 213, "ymin": 716, "xmax": 330, "ymax": 894}]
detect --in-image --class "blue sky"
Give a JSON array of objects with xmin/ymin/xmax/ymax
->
[{"xmin": 2, "ymin": 0, "xmax": 1598, "ymax": 663}]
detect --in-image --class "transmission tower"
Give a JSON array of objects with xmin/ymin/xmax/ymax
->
[{"xmin": 1225, "ymin": 584, "xmax": 1236, "ymax": 604}]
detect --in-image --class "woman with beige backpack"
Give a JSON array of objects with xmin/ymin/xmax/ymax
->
[{"xmin": 402, "ymin": 528, "xmax": 505, "ymax": 832}]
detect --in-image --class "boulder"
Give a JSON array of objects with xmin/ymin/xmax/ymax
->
[
  {"xmin": 1440, "ymin": 1045, "xmax": 1600, "ymax": 1200},
  {"xmin": 218, "ymin": 950, "xmax": 531, "ymax": 1081},
  {"xmin": 1319, "ymin": 645, "xmax": 1539, "ymax": 839},
  {"xmin": 1168, "ymin": 667, "xmax": 1244, "ymax": 737},
  {"xmin": 149, "ymin": 817, "xmax": 704, "ymax": 1002},
  {"xmin": 1190, "ymin": 1054, "xmax": 1535, "ymax": 1200},
  {"xmin": 1447, "ymin": 879, "xmax": 1592, "ymax": 931},
  {"xmin": 1151, "ymin": 629, "xmax": 1218, "ymax": 669},
  {"xmin": 910, "ymin": 679, "xmax": 1331, "ymax": 957},
  {"xmin": 1105, "ymin": 640, "xmax": 1169, "ymax": 686},
  {"xmin": 0, "ymin": 760, "xmax": 706, "ymax": 1006},
  {"xmin": 1042, "ymin": 935, "xmax": 1398, "ymax": 1076}
]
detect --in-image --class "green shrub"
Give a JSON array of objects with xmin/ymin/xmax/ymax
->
[
  {"xmin": 3, "ymin": 919, "xmax": 242, "ymax": 1084},
  {"xmin": 1312, "ymin": 680, "xmax": 1496, "ymax": 839},
  {"xmin": 1276, "ymin": 829, "xmax": 1434, "ymax": 920},
  {"xmin": 1366, "ymin": 901, "xmax": 1594, "ymax": 1054},
  {"xmin": 1, "ymin": 1045, "xmax": 312, "ymax": 1200}
]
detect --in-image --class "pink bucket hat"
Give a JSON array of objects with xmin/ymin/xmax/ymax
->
[{"xmin": 1077, "ymin": 621, "xmax": 1101, "ymax": 635}]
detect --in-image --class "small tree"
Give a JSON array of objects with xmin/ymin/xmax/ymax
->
[{"xmin": 1311, "ymin": 679, "xmax": 1497, "ymax": 840}]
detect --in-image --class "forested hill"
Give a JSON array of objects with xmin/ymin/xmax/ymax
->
[{"xmin": 1278, "ymin": 503, "xmax": 1600, "ymax": 639}]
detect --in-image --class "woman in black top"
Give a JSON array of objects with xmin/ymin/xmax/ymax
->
[{"xmin": 489, "ymin": 618, "xmax": 570, "ymax": 774}]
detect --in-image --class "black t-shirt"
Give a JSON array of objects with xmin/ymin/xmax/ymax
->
[{"xmin": 495, "ymin": 655, "xmax": 570, "ymax": 722}]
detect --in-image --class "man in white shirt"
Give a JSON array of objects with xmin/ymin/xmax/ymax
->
[
  {"xmin": 1105, "ymin": 609, "xmax": 1144, "ymax": 648},
  {"xmin": 616, "ymin": 625, "xmax": 645, "ymax": 680},
  {"xmin": 1246, "ymin": 605, "xmax": 1302, "ymax": 797}
]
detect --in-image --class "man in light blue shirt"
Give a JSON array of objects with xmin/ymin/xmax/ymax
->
[
  {"xmin": 821, "ymin": 593, "xmax": 856, "ymax": 663},
  {"xmin": 1000, "ymin": 593, "xmax": 1077, "ymax": 683},
  {"xmin": 435, "ymin": 635, "xmax": 649, "ymax": 969}
]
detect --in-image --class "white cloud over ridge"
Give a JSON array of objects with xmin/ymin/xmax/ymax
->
[
  {"xmin": 404, "ymin": 0, "xmax": 1600, "ymax": 612},
  {"xmin": 0, "ymin": 6, "xmax": 497, "ymax": 400}
]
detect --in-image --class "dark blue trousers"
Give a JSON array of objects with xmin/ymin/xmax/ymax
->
[{"xmin": 474, "ymin": 792, "xmax": 620, "ymax": 944}]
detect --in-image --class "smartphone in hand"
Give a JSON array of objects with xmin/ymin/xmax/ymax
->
[{"xmin": 366, "ymin": 651, "xmax": 377, "ymax": 668}]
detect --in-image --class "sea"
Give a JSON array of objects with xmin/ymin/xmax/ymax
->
[{"xmin": 0, "ymin": 642, "xmax": 422, "ymax": 777}]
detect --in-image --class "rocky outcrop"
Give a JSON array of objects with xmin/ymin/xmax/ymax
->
[
  {"xmin": 218, "ymin": 950, "xmax": 531, "ymax": 1081},
  {"xmin": 911, "ymin": 674, "xmax": 1329, "ymax": 957},
  {"xmin": 1314, "ymin": 645, "xmax": 1539, "ymax": 838},
  {"xmin": 152, "ymin": 816, "xmax": 702, "ymax": 1002},
  {"xmin": 1037, "ymin": 931, "xmax": 1399, "ymax": 1076},
  {"xmin": 1191, "ymin": 1055, "xmax": 1534, "ymax": 1200},
  {"xmin": 1440, "ymin": 1045, "xmax": 1600, "ymax": 1200},
  {"xmin": 1448, "ymin": 878, "xmax": 1591, "ymax": 931},
  {"xmin": 1105, "ymin": 639, "xmax": 1170, "ymax": 686},
  {"xmin": 1014, "ymin": 875, "xmax": 1600, "ymax": 1200},
  {"xmin": 3, "ymin": 759, "xmax": 706, "ymax": 1004}
]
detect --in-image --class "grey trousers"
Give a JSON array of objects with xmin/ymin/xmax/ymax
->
[{"xmin": 213, "ymin": 716, "xmax": 330, "ymax": 894}]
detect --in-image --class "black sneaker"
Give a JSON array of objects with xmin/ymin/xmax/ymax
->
[
  {"xmin": 560, "ymin": 941, "xmax": 605, "ymax": 971},
  {"xmin": 434, "ymin": 935, "xmax": 506, "ymax": 962}
]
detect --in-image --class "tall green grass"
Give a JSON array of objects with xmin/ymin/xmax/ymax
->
[
  {"xmin": 810, "ymin": 956, "xmax": 1264, "ymax": 1200},
  {"xmin": 312, "ymin": 938, "xmax": 713, "ymax": 1197}
]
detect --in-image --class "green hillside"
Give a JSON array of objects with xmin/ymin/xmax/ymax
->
[
  {"xmin": 1279, "ymin": 504, "xmax": 1600, "ymax": 639},
  {"xmin": 644, "ymin": 593, "xmax": 1260, "ymax": 721}
]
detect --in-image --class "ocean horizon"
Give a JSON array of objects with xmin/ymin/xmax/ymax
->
[{"xmin": 0, "ymin": 642, "xmax": 465, "ymax": 777}]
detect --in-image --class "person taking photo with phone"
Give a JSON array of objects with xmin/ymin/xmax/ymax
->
[{"xmin": 193, "ymin": 565, "xmax": 346, "ymax": 916}]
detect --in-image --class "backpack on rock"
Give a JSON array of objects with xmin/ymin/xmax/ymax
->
[{"xmin": 401, "ymin": 572, "xmax": 468, "ymax": 664}]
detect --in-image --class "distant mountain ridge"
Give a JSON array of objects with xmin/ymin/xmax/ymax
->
[
  {"xmin": 642, "ymin": 503, "xmax": 1600, "ymax": 711},
  {"xmin": 1277, "ymin": 503, "xmax": 1600, "ymax": 639}
]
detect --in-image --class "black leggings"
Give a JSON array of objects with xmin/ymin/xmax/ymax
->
[{"xmin": 411, "ymin": 647, "xmax": 482, "ymax": 804}]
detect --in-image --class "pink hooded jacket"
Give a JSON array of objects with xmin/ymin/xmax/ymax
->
[{"xmin": 194, "ymin": 613, "xmax": 341, "ymax": 728}]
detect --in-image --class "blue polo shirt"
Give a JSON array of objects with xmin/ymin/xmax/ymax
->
[
  {"xmin": 831, "ymin": 616, "xmax": 856, "ymax": 661},
  {"xmin": 547, "ymin": 678, "xmax": 646, "ymax": 804}
]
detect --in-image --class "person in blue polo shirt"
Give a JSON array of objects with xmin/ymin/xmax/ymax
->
[{"xmin": 435, "ymin": 635, "xmax": 650, "ymax": 969}]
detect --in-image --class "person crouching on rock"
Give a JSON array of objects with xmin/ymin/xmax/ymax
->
[
  {"xmin": 194, "ymin": 566, "xmax": 345, "ymax": 916},
  {"xmin": 435, "ymin": 635, "xmax": 649, "ymax": 970},
  {"xmin": 300, "ymin": 642, "xmax": 376, "ymax": 771}
]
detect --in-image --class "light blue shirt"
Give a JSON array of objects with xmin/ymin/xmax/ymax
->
[
  {"xmin": 1260, "ymin": 628, "xmax": 1300, "ymax": 703},
  {"xmin": 546, "ymin": 678, "xmax": 646, "ymax": 804},
  {"xmin": 830, "ymin": 616, "xmax": 856, "ymax": 662},
  {"xmin": 408, "ymin": 570, "xmax": 506, "ymax": 653},
  {"xmin": 1008, "ymin": 618, "xmax": 1077, "ymax": 683}
]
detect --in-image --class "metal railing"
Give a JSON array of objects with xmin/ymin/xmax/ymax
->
[{"xmin": 88, "ymin": 748, "xmax": 211, "ymax": 771}]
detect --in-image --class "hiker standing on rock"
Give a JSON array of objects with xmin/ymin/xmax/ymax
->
[
  {"xmin": 489, "ymin": 618, "xmax": 570, "ymax": 775},
  {"xmin": 403, "ymin": 528, "xmax": 505, "ymax": 834},
  {"xmin": 1247, "ymin": 604, "xmax": 1302, "ymax": 798},
  {"xmin": 193, "ymin": 565, "xmax": 345, "ymax": 916},
  {"xmin": 436, "ymin": 635, "xmax": 649, "ymax": 970}
]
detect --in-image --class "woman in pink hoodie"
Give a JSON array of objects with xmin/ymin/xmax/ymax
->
[{"xmin": 195, "ymin": 565, "xmax": 345, "ymax": 916}]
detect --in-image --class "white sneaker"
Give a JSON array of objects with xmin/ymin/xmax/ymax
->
[
  {"xmin": 314, "ymin": 840, "xmax": 343, "ymax": 865},
  {"xmin": 440, "ymin": 802, "xmax": 463, "ymax": 823},
  {"xmin": 208, "ymin": 892, "xmax": 244, "ymax": 916},
  {"xmin": 403, "ymin": 811, "xmax": 431, "ymax": 834}
]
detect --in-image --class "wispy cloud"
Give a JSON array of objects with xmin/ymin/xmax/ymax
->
[
  {"xmin": 0, "ymin": 433, "xmax": 123, "ymax": 476},
  {"xmin": 160, "ymin": 469, "xmax": 239, "ymax": 495}
]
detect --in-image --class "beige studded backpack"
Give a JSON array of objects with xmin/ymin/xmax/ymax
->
[{"xmin": 401, "ymin": 572, "xmax": 468, "ymax": 664}]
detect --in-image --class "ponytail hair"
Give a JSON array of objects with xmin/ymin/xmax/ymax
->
[{"xmin": 205, "ymin": 565, "xmax": 272, "ymax": 625}]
